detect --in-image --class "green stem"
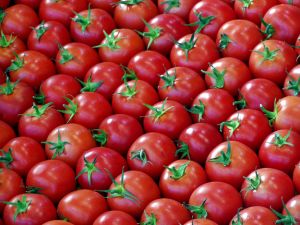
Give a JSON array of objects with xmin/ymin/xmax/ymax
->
[
  {"xmin": 72, "ymin": 5, "xmax": 91, "ymax": 32},
  {"xmin": 208, "ymin": 141, "xmax": 232, "ymax": 167},
  {"xmin": 2, "ymin": 195, "xmax": 31, "ymax": 221},
  {"xmin": 22, "ymin": 102, "xmax": 53, "ymax": 118},
  {"xmin": 33, "ymin": 21, "xmax": 48, "ymax": 40},
  {"xmin": 58, "ymin": 98, "xmax": 78, "ymax": 123},
  {"xmin": 0, "ymin": 148, "xmax": 13, "ymax": 168},
  {"xmin": 165, "ymin": 161, "xmax": 190, "ymax": 180},
  {"xmin": 136, "ymin": 19, "xmax": 162, "ymax": 50},
  {"xmin": 0, "ymin": 76, "xmax": 19, "ymax": 95},
  {"xmin": 75, "ymin": 156, "xmax": 100, "ymax": 186},
  {"xmin": 42, "ymin": 131, "xmax": 70, "ymax": 159},
  {"xmin": 186, "ymin": 11, "xmax": 215, "ymax": 34},
  {"xmin": 78, "ymin": 75, "xmax": 103, "ymax": 93},
  {"xmin": 201, "ymin": 64, "xmax": 226, "ymax": 88},
  {"xmin": 188, "ymin": 100, "xmax": 205, "ymax": 122},
  {"xmin": 219, "ymin": 120, "xmax": 240, "ymax": 137},
  {"xmin": 260, "ymin": 18, "xmax": 275, "ymax": 40},
  {"xmin": 271, "ymin": 130, "xmax": 294, "ymax": 148},
  {"xmin": 175, "ymin": 141, "xmax": 190, "ymax": 160},
  {"xmin": 92, "ymin": 129, "xmax": 107, "ymax": 146},
  {"xmin": 94, "ymin": 30, "xmax": 123, "ymax": 50},
  {"xmin": 185, "ymin": 199, "xmax": 208, "ymax": 219},
  {"xmin": 160, "ymin": 0, "xmax": 180, "ymax": 12},
  {"xmin": 144, "ymin": 99, "xmax": 174, "ymax": 122},
  {"xmin": 0, "ymin": 31, "xmax": 16, "ymax": 48},
  {"xmin": 130, "ymin": 149, "xmax": 149, "ymax": 166}
]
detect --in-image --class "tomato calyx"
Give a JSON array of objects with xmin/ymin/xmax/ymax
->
[
  {"xmin": 121, "ymin": 65, "xmax": 137, "ymax": 81},
  {"xmin": 33, "ymin": 91, "xmax": 46, "ymax": 105},
  {"xmin": 42, "ymin": 131, "xmax": 70, "ymax": 159},
  {"xmin": 186, "ymin": 11, "xmax": 215, "ymax": 34},
  {"xmin": 165, "ymin": 161, "xmax": 190, "ymax": 180},
  {"xmin": 25, "ymin": 186, "xmax": 42, "ymax": 194},
  {"xmin": 0, "ymin": 76, "xmax": 19, "ymax": 95},
  {"xmin": 188, "ymin": 100, "xmax": 205, "ymax": 122},
  {"xmin": 272, "ymin": 130, "xmax": 294, "ymax": 148},
  {"xmin": 271, "ymin": 199, "xmax": 297, "ymax": 225},
  {"xmin": 284, "ymin": 76, "xmax": 300, "ymax": 96},
  {"xmin": 141, "ymin": 211, "xmax": 158, "ymax": 225},
  {"xmin": 254, "ymin": 43, "xmax": 279, "ymax": 62},
  {"xmin": 260, "ymin": 18, "xmax": 275, "ymax": 40},
  {"xmin": 22, "ymin": 102, "xmax": 53, "ymax": 118},
  {"xmin": 137, "ymin": 19, "xmax": 162, "ymax": 50},
  {"xmin": 78, "ymin": 75, "xmax": 103, "ymax": 93},
  {"xmin": 72, "ymin": 5, "xmax": 91, "ymax": 32},
  {"xmin": 76, "ymin": 156, "xmax": 100, "ymax": 186},
  {"xmin": 160, "ymin": 70, "xmax": 176, "ymax": 89},
  {"xmin": 130, "ymin": 149, "xmax": 149, "ymax": 166},
  {"xmin": 117, "ymin": 0, "xmax": 144, "ymax": 5},
  {"xmin": 176, "ymin": 141, "xmax": 191, "ymax": 159},
  {"xmin": 176, "ymin": 32, "xmax": 197, "ymax": 60},
  {"xmin": 185, "ymin": 199, "xmax": 208, "ymax": 219},
  {"xmin": 260, "ymin": 102, "xmax": 278, "ymax": 126},
  {"xmin": 0, "ymin": 31, "xmax": 16, "ymax": 48},
  {"xmin": 58, "ymin": 45, "xmax": 74, "ymax": 64},
  {"xmin": 202, "ymin": 64, "xmax": 226, "ymax": 88},
  {"xmin": 144, "ymin": 99, "xmax": 174, "ymax": 122},
  {"xmin": 118, "ymin": 79, "xmax": 138, "ymax": 98},
  {"xmin": 243, "ymin": 170, "xmax": 261, "ymax": 194},
  {"xmin": 58, "ymin": 98, "xmax": 78, "ymax": 123},
  {"xmin": 92, "ymin": 129, "xmax": 108, "ymax": 146},
  {"xmin": 0, "ymin": 9, "xmax": 5, "ymax": 24},
  {"xmin": 220, "ymin": 120, "xmax": 240, "ymax": 137},
  {"xmin": 219, "ymin": 33, "xmax": 232, "ymax": 50},
  {"xmin": 160, "ymin": 0, "xmax": 180, "ymax": 12},
  {"xmin": 208, "ymin": 141, "xmax": 232, "ymax": 167},
  {"xmin": 233, "ymin": 98, "xmax": 247, "ymax": 110},
  {"xmin": 239, "ymin": 0, "xmax": 254, "ymax": 9},
  {"xmin": 33, "ymin": 21, "xmax": 48, "ymax": 40},
  {"xmin": 94, "ymin": 30, "xmax": 123, "ymax": 50},
  {"xmin": 231, "ymin": 208, "xmax": 244, "ymax": 225},
  {"xmin": 0, "ymin": 148, "xmax": 13, "ymax": 168},
  {"xmin": 7, "ymin": 54, "xmax": 24, "ymax": 72},
  {"xmin": 3, "ymin": 195, "xmax": 31, "ymax": 221}
]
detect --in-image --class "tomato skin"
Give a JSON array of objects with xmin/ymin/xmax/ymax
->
[
  {"xmin": 184, "ymin": 219, "xmax": 218, "ymax": 225},
  {"xmin": 43, "ymin": 221, "xmax": 74, "ymax": 225},
  {"xmin": 189, "ymin": 0, "xmax": 236, "ymax": 40},
  {"xmin": 1, "ymin": 137, "xmax": 46, "ymax": 177},
  {"xmin": 27, "ymin": 20, "xmax": 71, "ymax": 59},
  {"xmin": 93, "ymin": 211, "xmax": 137, "ymax": 225},
  {"xmin": 283, "ymin": 64, "xmax": 300, "ymax": 97},
  {"xmin": 293, "ymin": 162, "xmax": 300, "ymax": 193},
  {"xmin": 283, "ymin": 195, "xmax": 300, "ymax": 223},
  {"xmin": 159, "ymin": 160, "xmax": 207, "ymax": 203},
  {"xmin": 88, "ymin": 0, "xmax": 118, "ymax": 14},
  {"xmin": 15, "ymin": 0, "xmax": 41, "ymax": 9},
  {"xmin": 0, "ymin": 0, "xmax": 9, "ymax": 8},
  {"xmin": 279, "ymin": 0, "xmax": 300, "ymax": 6},
  {"xmin": 1, "ymin": 4, "xmax": 39, "ymax": 41},
  {"xmin": 127, "ymin": 132, "xmax": 177, "ymax": 179},
  {"xmin": 57, "ymin": 189, "xmax": 108, "ymax": 225},
  {"xmin": 241, "ymin": 168, "xmax": 294, "ymax": 211},
  {"xmin": 296, "ymin": 34, "xmax": 300, "ymax": 55},
  {"xmin": 76, "ymin": 147, "xmax": 127, "ymax": 190},
  {"xmin": 189, "ymin": 182, "xmax": 243, "ymax": 225},
  {"xmin": 0, "ymin": 168, "xmax": 25, "ymax": 213},
  {"xmin": 0, "ymin": 120, "xmax": 16, "ymax": 148}
]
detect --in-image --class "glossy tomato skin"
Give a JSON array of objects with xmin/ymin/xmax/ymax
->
[
  {"xmin": 128, "ymin": 50, "xmax": 171, "ymax": 87},
  {"xmin": 184, "ymin": 219, "xmax": 218, "ymax": 225},
  {"xmin": 158, "ymin": 67, "xmax": 206, "ymax": 106},
  {"xmin": 188, "ymin": 0, "xmax": 236, "ymax": 40},
  {"xmin": 98, "ymin": 114, "xmax": 143, "ymax": 155},
  {"xmin": 57, "ymin": 189, "xmax": 107, "ymax": 225},
  {"xmin": 76, "ymin": 147, "xmax": 127, "ymax": 190},
  {"xmin": 93, "ymin": 211, "xmax": 137, "ymax": 225},
  {"xmin": 283, "ymin": 64, "xmax": 300, "ymax": 97},
  {"xmin": 0, "ymin": 4, "xmax": 39, "ymax": 41},
  {"xmin": 293, "ymin": 162, "xmax": 300, "ymax": 193},
  {"xmin": 241, "ymin": 168, "xmax": 294, "ymax": 211},
  {"xmin": 70, "ymin": 8, "xmax": 115, "ymax": 46},
  {"xmin": 216, "ymin": 19, "xmax": 263, "ymax": 61},
  {"xmin": 249, "ymin": 40, "xmax": 297, "ymax": 85},
  {"xmin": 283, "ymin": 195, "xmax": 300, "ymax": 223},
  {"xmin": 27, "ymin": 20, "xmax": 71, "ymax": 59},
  {"xmin": 42, "ymin": 221, "xmax": 74, "ymax": 225},
  {"xmin": 1, "ymin": 137, "xmax": 46, "ymax": 177},
  {"xmin": 189, "ymin": 182, "xmax": 243, "ymax": 225},
  {"xmin": 170, "ymin": 33, "xmax": 219, "ymax": 72},
  {"xmin": 0, "ymin": 120, "xmax": 16, "ymax": 148},
  {"xmin": 15, "ymin": 0, "xmax": 41, "ymax": 9},
  {"xmin": 89, "ymin": 0, "xmax": 118, "ymax": 14},
  {"xmin": 127, "ymin": 132, "xmax": 177, "ymax": 179}
]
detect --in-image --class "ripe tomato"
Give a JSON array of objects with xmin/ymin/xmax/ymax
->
[
  {"xmin": 3, "ymin": 194, "xmax": 56, "ymax": 225},
  {"xmin": 26, "ymin": 160, "xmax": 76, "ymax": 203},
  {"xmin": 76, "ymin": 147, "xmax": 127, "ymax": 190},
  {"xmin": 296, "ymin": 35, "xmax": 300, "ymax": 55},
  {"xmin": 15, "ymin": 0, "xmax": 41, "ymax": 9},
  {"xmin": 282, "ymin": 195, "xmax": 300, "ymax": 223},
  {"xmin": 93, "ymin": 211, "xmax": 137, "ymax": 225},
  {"xmin": 241, "ymin": 168, "xmax": 294, "ymax": 211},
  {"xmin": 184, "ymin": 219, "xmax": 218, "ymax": 225},
  {"xmin": 43, "ymin": 221, "xmax": 74, "ymax": 225},
  {"xmin": 279, "ymin": 0, "xmax": 300, "ymax": 6},
  {"xmin": 44, "ymin": 123, "xmax": 96, "ymax": 168},
  {"xmin": 57, "ymin": 189, "xmax": 107, "ymax": 225},
  {"xmin": 283, "ymin": 64, "xmax": 300, "ymax": 97},
  {"xmin": 0, "ymin": 0, "xmax": 9, "ymax": 8},
  {"xmin": 0, "ymin": 120, "xmax": 15, "ymax": 148},
  {"xmin": 293, "ymin": 162, "xmax": 300, "ymax": 193},
  {"xmin": 0, "ymin": 70, "xmax": 5, "ymax": 84},
  {"xmin": 88, "ymin": 0, "xmax": 118, "ymax": 14}
]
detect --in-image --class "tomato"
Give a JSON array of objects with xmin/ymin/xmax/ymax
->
[
  {"xmin": 43, "ymin": 221, "xmax": 74, "ymax": 225},
  {"xmin": 96, "ymin": 114, "xmax": 143, "ymax": 155},
  {"xmin": 26, "ymin": 160, "xmax": 76, "ymax": 203},
  {"xmin": 189, "ymin": 89, "xmax": 236, "ymax": 126},
  {"xmin": 105, "ymin": 170, "xmax": 160, "ymax": 218},
  {"xmin": 60, "ymin": 92, "xmax": 112, "ymax": 129},
  {"xmin": 0, "ymin": 33, "xmax": 26, "ymax": 71},
  {"xmin": 236, "ymin": 78, "xmax": 283, "ymax": 111},
  {"xmin": 158, "ymin": 67, "xmax": 206, "ymax": 106},
  {"xmin": 249, "ymin": 40, "xmax": 297, "ymax": 85},
  {"xmin": 170, "ymin": 33, "xmax": 219, "ymax": 72},
  {"xmin": 234, "ymin": 0, "xmax": 279, "ymax": 25},
  {"xmin": 220, "ymin": 109, "xmax": 272, "ymax": 150},
  {"xmin": 241, "ymin": 168, "xmax": 294, "ymax": 211},
  {"xmin": 188, "ymin": 0, "xmax": 236, "ymax": 40},
  {"xmin": 44, "ymin": 123, "xmax": 96, "ymax": 168},
  {"xmin": 76, "ymin": 147, "xmax": 127, "ymax": 190},
  {"xmin": 282, "ymin": 195, "xmax": 300, "ymax": 223},
  {"xmin": 93, "ymin": 211, "xmax": 137, "ymax": 225},
  {"xmin": 0, "ymin": 70, "xmax": 4, "ymax": 84},
  {"xmin": 0, "ymin": 79, "xmax": 35, "ymax": 126},
  {"xmin": 230, "ymin": 206, "xmax": 277, "ymax": 225},
  {"xmin": 88, "ymin": 0, "xmax": 118, "ymax": 14},
  {"xmin": 127, "ymin": 132, "xmax": 177, "ymax": 179},
  {"xmin": 0, "ymin": 0, "xmax": 9, "ymax": 9},
  {"xmin": 15, "ymin": 0, "xmax": 41, "ymax": 9},
  {"xmin": 96, "ymin": 29, "xmax": 145, "ymax": 65},
  {"xmin": 296, "ymin": 35, "xmax": 300, "ymax": 55},
  {"xmin": 0, "ymin": 168, "xmax": 25, "ymax": 213},
  {"xmin": 184, "ymin": 219, "xmax": 218, "ymax": 225},
  {"xmin": 0, "ymin": 137, "xmax": 46, "ymax": 177},
  {"xmin": 56, "ymin": 42, "xmax": 100, "ymax": 80},
  {"xmin": 38, "ymin": 74, "xmax": 81, "ymax": 110},
  {"xmin": 70, "ymin": 8, "xmax": 115, "ymax": 46},
  {"xmin": 27, "ymin": 20, "xmax": 71, "ymax": 59},
  {"xmin": 144, "ymin": 99, "xmax": 192, "ymax": 139},
  {"xmin": 0, "ymin": 4, "xmax": 39, "ymax": 41},
  {"xmin": 279, "ymin": 0, "xmax": 300, "ymax": 7},
  {"xmin": 112, "ymin": 79, "xmax": 159, "ymax": 120},
  {"xmin": 114, "ymin": 0, "xmax": 158, "ymax": 31},
  {"xmin": 188, "ymin": 181, "xmax": 243, "ymax": 225},
  {"xmin": 39, "ymin": 0, "xmax": 88, "ymax": 27},
  {"xmin": 159, "ymin": 159, "xmax": 207, "ymax": 202},
  {"xmin": 0, "ymin": 120, "xmax": 15, "ymax": 148},
  {"xmin": 204, "ymin": 57, "xmax": 252, "ymax": 96},
  {"xmin": 128, "ymin": 50, "xmax": 171, "ymax": 87},
  {"xmin": 261, "ymin": 4, "xmax": 300, "ymax": 44},
  {"xmin": 206, "ymin": 141, "xmax": 259, "ymax": 189},
  {"xmin": 140, "ymin": 198, "xmax": 191, "ymax": 225},
  {"xmin": 283, "ymin": 64, "xmax": 300, "ymax": 97},
  {"xmin": 57, "ymin": 189, "xmax": 107, "ymax": 225},
  {"xmin": 293, "ymin": 162, "xmax": 300, "ymax": 193}
]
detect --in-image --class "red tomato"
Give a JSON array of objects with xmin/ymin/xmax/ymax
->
[
  {"xmin": 188, "ymin": 0, "xmax": 236, "ymax": 40},
  {"xmin": 184, "ymin": 219, "xmax": 218, "ymax": 225},
  {"xmin": 0, "ymin": 70, "xmax": 5, "ymax": 84},
  {"xmin": 27, "ymin": 20, "xmax": 71, "ymax": 59},
  {"xmin": 216, "ymin": 19, "xmax": 263, "ymax": 61},
  {"xmin": 189, "ymin": 181, "xmax": 243, "ymax": 225},
  {"xmin": 249, "ymin": 40, "xmax": 297, "ymax": 85},
  {"xmin": 76, "ymin": 147, "xmax": 127, "ymax": 190},
  {"xmin": 0, "ymin": 4, "xmax": 39, "ymax": 41},
  {"xmin": 15, "ymin": 0, "xmax": 41, "ymax": 9},
  {"xmin": 279, "ymin": 0, "xmax": 300, "ymax": 7},
  {"xmin": 296, "ymin": 34, "xmax": 300, "ymax": 55},
  {"xmin": 93, "ymin": 211, "xmax": 137, "ymax": 225},
  {"xmin": 0, "ymin": 120, "xmax": 16, "ymax": 148},
  {"xmin": 0, "ymin": 0, "xmax": 9, "ymax": 8},
  {"xmin": 88, "ymin": 0, "xmax": 117, "ymax": 14},
  {"xmin": 57, "ymin": 189, "xmax": 107, "ymax": 225},
  {"xmin": 44, "ymin": 123, "xmax": 96, "ymax": 168},
  {"xmin": 283, "ymin": 64, "xmax": 300, "ymax": 97},
  {"xmin": 26, "ymin": 160, "xmax": 76, "ymax": 203},
  {"xmin": 158, "ymin": 67, "xmax": 206, "ymax": 106},
  {"xmin": 70, "ymin": 8, "xmax": 115, "ymax": 46},
  {"xmin": 282, "ymin": 195, "xmax": 300, "ymax": 223},
  {"xmin": 0, "ymin": 137, "xmax": 46, "ymax": 177},
  {"xmin": 43, "ymin": 221, "xmax": 74, "ymax": 225},
  {"xmin": 170, "ymin": 33, "xmax": 219, "ymax": 72},
  {"xmin": 127, "ymin": 132, "xmax": 177, "ymax": 179},
  {"xmin": 241, "ymin": 168, "xmax": 294, "ymax": 211},
  {"xmin": 293, "ymin": 162, "xmax": 300, "ymax": 193}
]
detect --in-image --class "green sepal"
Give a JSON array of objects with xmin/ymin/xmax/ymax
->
[
  {"xmin": 283, "ymin": 76, "xmax": 300, "ymax": 96},
  {"xmin": 144, "ymin": 98, "xmax": 174, "ymax": 122},
  {"xmin": 219, "ymin": 120, "xmax": 240, "ymax": 137},
  {"xmin": 130, "ymin": 149, "xmax": 149, "ymax": 166},
  {"xmin": 136, "ymin": 19, "xmax": 162, "ymax": 50},
  {"xmin": 208, "ymin": 141, "xmax": 232, "ymax": 167},
  {"xmin": 186, "ymin": 11, "xmax": 215, "ymax": 34},
  {"xmin": 260, "ymin": 101, "xmax": 278, "ymax": 126},
  {"xmin": 242, "ymin": 170, "xmax": 261, "ymax": 195},
  {"xmin": 42, "ymin": 131, "xmax": 70, "ymax": 159},
  {"xmin": 78, "ymin": 75, "xmax": 103, "ymax": 93},
  {"xmin": 0, "ymin": 148, "xmax": 13, "ymax": 168},
  {"xmin": 231, "ymin": 208, "xmax": 244, "ymax": 225},
  {"xmin": 22, "ymin": 102, "xmax": 53, "ymax": 118},
  {"xmin": 188, "ymin": 100, "xmax": 205, "ymax": 122},
  {"xmin": 0, "ymin": 31, "xmax": 16, "ymax": 48},
  {"xmin": 7, "ymin": 53, "xmax": 24, "ymax": 72},
  {"xmin": 75, "ymin": 156, "xmax": 100, "ymax": 186},
  {"xmin": 58, "ymin": 97, "xmax": 77, "ymax": 123},
  {"xmin": 141, "ymin": 211, "xmax": 157, "ymax": 225},
  {"xmin": 72, "ymin": 5, "xmax": 91, "ymax": 32},
  {"xmin": 271, "ymin": 129, "xmax": 294, "ymax": 148},
  {"xmin": 219, "ymin": 33, "xmax": 231, "ymax": 50},
  {"xmin": 260, "ymin": 17, "xmax": 275, "ymax": 40},
  {"xmin": 176, "ymin": 141, "xmax": 191, "ymax": 160},
  {"xmin": 33, "ymin": 21, "xmax": 48, "ymax": 40},
  {"xmin": 175, "ymin": 32, "xmax": 197, "ymax": 60},
  {"xmin": 92, "ymin": 129, "xmax": 107, "ymax": 146},
  {"xmin": 0, "ymin": 76, "xmax": 20, "ymax": 95},
  {"xmin": 201, "ymin": 64, "xmax": 226, "ymax": 88},
  {"xmin": 117, "ymin": 0, "xmax": 144, "ymax": 5},
  {"xmin": 2, "ymin": 195, "xmax": 31, "ymax": 221},
  {"xmin": 94, "ymin": 30, "xmax": 123, "ymax": 50},
  {"xmin": 185, "ymin": 199, "xmax": 208, "ymax": 219},
  {"xmin": 271, "ymin": 199, "xmax": 297, "ymax": 225},
  {"xmin": 160, "ymin": 0, "xmax": 180, "ymax": 12},
  {"xmin": 165, "ymin": 161, "xmax": 190, "ymax": 180},
  {"xmin": 160, "ymin": 69, "xmax": 176, "ymax": 89},
  {"xmin": 58, "ymin": 45, "xmax": 74, "ymax": 64}
]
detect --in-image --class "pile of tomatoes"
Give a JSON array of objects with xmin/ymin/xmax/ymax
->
[{"xmin": 1, "ymin": 0, "xmax": 300, "ymax": 224}]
